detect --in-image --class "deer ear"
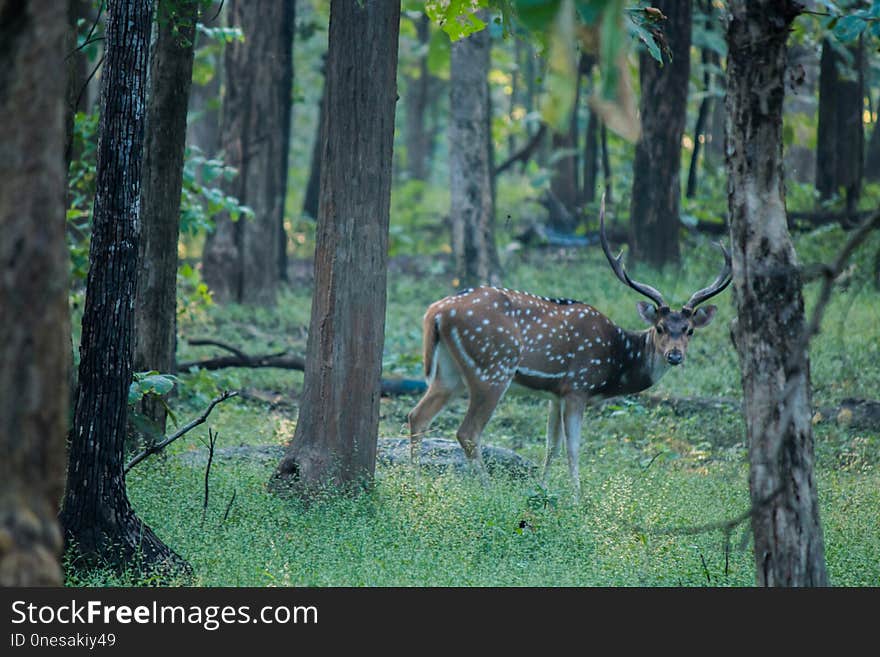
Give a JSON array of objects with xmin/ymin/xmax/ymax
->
[
  {"xmin": 636, "ymin": 301, "xmax": 657, "ymax": 325},
  {"xmin": 691, "ymin": 305, "xmax": 717, "ymax": 328}
]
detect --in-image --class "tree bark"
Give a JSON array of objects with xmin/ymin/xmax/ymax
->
[
  {"xmin": 549, "ymin": 64, "xmax": 581, "ymax": 223},
  {"xmin": 864, "ymin": 107, "xmax": 880, "ymax": 182},
  {"xmin": 0, "ymin": 0, "xmax": 69, "ymax": 586},
  {"xmin": 816, "ymin": 37, "xmax": 864, "ymax": 218},
  {"xmin": 600, "ymin": 123, "xmax": 612, "ymax": 203},
  {"xmin": 449, "ymin": 15, "xmax": 500, "ymax": 288},
  {"xmin": 405, "ymin": 12, "xmax": 431, "ymax": 181},
  {"xmin": 186, "ymin": 2, "xmax": 223, "ymax": 160},
  {"xmin": 686, "ymin": 39, "xmax": 719, "ymax": 198},
  {"xmin": 582, "ymin": 58, "xmax": 598, "ymax": 205},
  {"xmin": 726, "ymin": 0, "xmax": 828, "ymax": 586},
  {"xmin": 271, "ymin": 0, "xmax": 400, "ymax": 496},
  {"xmin": 202, "ymin": 0, "xmax": 295, "ymax": 305},
  {"xmin": 135, "ymin": 0, "xmax": 198, "ymax": 434},
  {"xmin": 629, "ymin": 0, "xmax": 691, "ymax": 268},
  {"xmin": 302, "ymin": 56, "xmax": 327, "ymax": 220},
  {"xmin": 59, "ymin": 0, "xmax": 188, "ymax": 575}
]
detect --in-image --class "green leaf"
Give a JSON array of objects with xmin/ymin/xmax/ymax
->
[
  {"xmin": 629, "ymin": 21, "xmax": 661, "ymax": 63},
  {"xmin": 426, "ymin": 0, "xmax": 489, "ymax": 41},
  {"xmin": 834, "ymin": 14, "xmax": 866, "ymax": 42}
]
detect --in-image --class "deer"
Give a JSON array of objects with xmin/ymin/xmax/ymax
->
[{"xmin": 406, "ymin": 195, "xmax": 732, "ymax": 495}]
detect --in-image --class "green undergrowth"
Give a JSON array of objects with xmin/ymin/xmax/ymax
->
[{"xmin": 67, "ymin": 224, "xmax": 880, "ymax": 587}]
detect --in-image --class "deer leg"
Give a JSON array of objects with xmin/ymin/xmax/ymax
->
[
  {"xmin": 542, "ymin": 398, "xmax": 564, "ymax": 484},
  {"xmin": 455, "ymin": 383, "xmax": 508, "ymax": 486},
  {"xmin": 562, "ymin": 396, "xmax": 586, "ymax": 500},
  {"xmin": 407, "ymin": 344, "xmax": 462, "ymax": 466}
]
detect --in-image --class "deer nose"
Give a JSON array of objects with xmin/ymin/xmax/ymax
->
[{"xmin": 667, "ymin": 350, "xmax": 683, "ymax": 366}]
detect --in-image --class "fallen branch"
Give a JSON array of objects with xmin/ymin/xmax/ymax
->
[
  {"xmin": 179, "ymin": 339, "xmax": 427, "ymax": 397},
  {"xmin": 788, "ymin": 209, "xmax": 874, "ymax": 229},
  {"xmin": 124, "ymin": 390, "xmax": 238, "ymax": 474}
]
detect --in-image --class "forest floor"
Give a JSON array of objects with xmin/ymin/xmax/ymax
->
[{"xmin": 67, "ymin": 224, "xmax": 880, "ymax": 586}]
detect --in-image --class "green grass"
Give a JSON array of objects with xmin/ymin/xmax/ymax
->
[{"xmin": 66, "ymin": 223, "xmax": 880, "ymax": 587}]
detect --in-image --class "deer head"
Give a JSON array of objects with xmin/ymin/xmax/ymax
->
[{"xmin": 599, "ymin": 194, "xmax": 732, "ymax": 367}]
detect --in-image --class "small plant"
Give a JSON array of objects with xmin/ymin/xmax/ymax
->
[{"xmin": 525, "ymin": 483, "xmax": 558, "ymax": 511}]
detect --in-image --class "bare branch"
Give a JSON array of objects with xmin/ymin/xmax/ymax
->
[{"xmin": 124, "ymin": 391, "xmax": 237, "ymax": 474}]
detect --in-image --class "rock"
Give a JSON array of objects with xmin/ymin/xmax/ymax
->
[
  {"xmin": 379, "ymin": 437, "xmax": 537, "ymax": 477},
  {"xmin": 174, "ymin": 437, "xmax": 536, "ymax": 477}
]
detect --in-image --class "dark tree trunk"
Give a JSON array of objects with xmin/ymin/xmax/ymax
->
[
  {"xmin": 271, "ymin": 0, "xmax": 400, "ymax": 496},
  {"xmin": 864, "ymin": 101, "xmax": 880, "ymax": 181},
  {"xmin": 405, "ymin": 13, "xmax": 431, "ymax": 181},
  {"xmin": 64, "ymin": 0, "xmax": 93, "ymax": 164},
  {"xmin": 816, "ymin": 37, "xmax": 864, "ymax": 220},
  {"xmin": 302, "ymin": 57, "xmax": 327, "ymax": 220},
  {"xmin": 582, "ymin": 110, "xmax": 599, "ymax": 204},
  {"xmin": 202, "ymin": 0, "xmax": 295, "ymax": 305},
  {"xmin": 0, "ymin": 0, "xmax": 69, "ymax": 586},
  {"xmin": 59, "ymin": 0, "xmax": 188, "ymax": 575},
  {"xmin": 581, "ymin": 57, "xmax": 598, "ymax": 205},
  {"xmin": 186, "ymin": 2, "xmax": 223, "ymax": 160},
  {"xmin": 549, "ymin": 65, "xmax": 581, "ymax": 223},
  {"xmin": 629, "ymin": 0, "xmax": 691, "ymax": 268},
  {"xmin": 449, "ymin": 15, "xmax": 500, "ymax": 288},
  {"xmin": 134, "ymin": 0, "xmax": 198, "ymax": 434},
  {"xmin": 686, "ymin": 45, "xmax": 719, "ymax": 198},
  {"xmin": 600, "ymin": 123, "xmax": 612, "ymax": 203},
  {"xmin": 726, "ymin": 0, "xmax": 828, "ymax": 587}
]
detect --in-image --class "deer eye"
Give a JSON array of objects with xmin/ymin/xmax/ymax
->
[
  {"xmin": 655, "ymin": 325, "xmax": 664, "ymax": 335},
  {"xmin": 687, "ymin": 327, "xmax": 694, "ymax": 336}
]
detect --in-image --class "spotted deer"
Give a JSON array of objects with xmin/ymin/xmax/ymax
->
[{"xmin": 407, "ymin": 196, "xmax": 732, "ymax": 494}]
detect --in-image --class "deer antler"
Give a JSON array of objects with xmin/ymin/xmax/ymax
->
[
  {"xmin": 683, "ymin": 241, "xmax": 732, "ymax": 311},
  {"xmin": 599, "ymin": 193, "xmax": 667, "ymax": 309}
]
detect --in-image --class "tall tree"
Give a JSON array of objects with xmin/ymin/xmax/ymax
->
[
  {"xmin": 685, "ymin": 1, "xmax": 720, "ymax": 199},
  {"xmin": 135, "ymin": 0, "xmax": 199, "ymax": 434},
  {"xmin": 202, "ymin": 0, "xmax": 295, "ymax": 305},
  {"xmin": 816, "ymin": 36, "xmax": 864, "ymax": 220},
  {"xmin": 629, "ymin": 0, "xmax": 691, "ymax": 267},
  {"xmin": 271, "ymin": 0, "xmax": 400, "ymax": 495},
  {"xmin": 549, "ymin": 62, "xmax": 582, "ymax": 222},
  {"xmin": 581, "ymin": 56, "xmax": 599, "ymax": 205},
  {"xmin": 59, "ymin": 0, "xmax": 187, "ymax": 574},
  {"xmin": 302, "ymin": 55, "xmax": 327, "ymax": 220},
  {"xmin": 0, "ymin": 0, "xmax": 69, "ymax": 586},
  {"xmin": 404, "ymin": 12, "xmax": 432, "ymax": 181},
  {"xmin": 186, "ymin": 1, "xmax": 223, "ymax": 160},
  {"xmin": 449, "ymin": 14, "xmax": 500, "ymax": 288},
  {"xmin": 726, "ymin": 0, "xmax": 828, "ymax": 586}
]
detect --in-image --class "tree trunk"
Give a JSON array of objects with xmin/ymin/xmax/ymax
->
[
  {"xmin": 600, "ymin": 123, "xmax": 612, "ymax": 203},
  {"xmin": 864, "ymin": 104, "xmax": 880, "ymax": 181},
  {"xmin": 686, "ymin": 46, "xmax": 719, "ymax": 198},
  {"xmin": 816, "ymin": 37, "xmax": 864, "ymax": 219},
  {"xmin": 581, "ymin": 57, "xmax": 598, "ymax": 205},
  {"xmin": 449, "ymin": 15, "xmax": 500, "ymax": 288},
  {"xmin": 726, "ymin": 0, "xmax": 828, "ymax": 587},
  {"xmin": 202, "ymin": 0, "xmax": 295, "ymax": 305},
  {"xmin": 271, "ymin": 0, "xmax": 400, "ymax": 496},
  {"xmin": 549, "ymin": 64, "xmax": 581, "ymax": 223},
  {"xmin": 0, "ymin": 0, "xmax": 69, "ymax": 586},
  {"xmin": 405, "ymin": 13, "xmax": 431, "ymax": 181},
  {"xmin": 186, "ymin": 2, "xmax": 223, "ymax": 160},
  {"xmin": 59, "ymin": 0, "xmax": 188, "ymax": 575},
  {"xmin": 629, "ymin": 0, "xmax": 691, "ymax": 268},
  {"xmin": 302, "ymin": 56, "xmax": 327, "ymax": 220},
  {"xmin": 134, "ymin": 0, "xmax": 198, "ymax": 435},
  {"xmin": 64, "ymin": 0, "xmax": 94, "ymax": 164}
]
